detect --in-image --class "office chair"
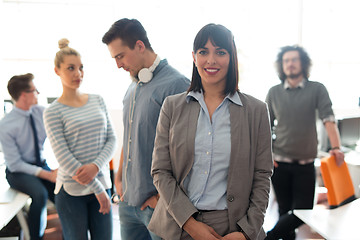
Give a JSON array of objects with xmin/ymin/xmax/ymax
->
[{"xmin": 320, "ymin": 155, "xmax": 356, "ymax": 209}]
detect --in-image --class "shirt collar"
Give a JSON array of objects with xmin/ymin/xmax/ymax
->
[
  {"xmin": 13, "ymin": 105, "xmax": 33, "ymax": 117},
  {"xmin": 284, "ymin": 78, "xmax": 306, "ymax": 89},
  {"xmin": 186, "ymin": 90, "xmax": 243, "ymax": 106}
]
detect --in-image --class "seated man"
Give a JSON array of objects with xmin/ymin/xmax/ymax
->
[{"xmin": 0, "ymin": 73, "xmax": 57, "ymax": 240}]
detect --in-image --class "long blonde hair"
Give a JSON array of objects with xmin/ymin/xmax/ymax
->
[{"xmin": 54, "ymin": 38, "xmax": 80, "ymax": 68}]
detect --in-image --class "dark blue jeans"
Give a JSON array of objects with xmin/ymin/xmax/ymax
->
[
  {"xmin": 266, "ymin": 162, "xmax": 316, "ymax": 240},
  {"xmin": 118, "ymin": 200, "xmax": 161, "ymax": 240},
  {"xmin": 55, "ymin": 187, "xmax": 112, "ymax": 240},
  {"xmin": 6, "ymin": 167, "xmax": 55, "ymax": 240}
]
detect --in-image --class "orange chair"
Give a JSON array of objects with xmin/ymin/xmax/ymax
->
[
  {"xmin": 320, "ymin": 155, "xmax": 356, "ymax": 209},
  {"xmin": 109, "ymin": 158, "xmax": 115, "ymax": 196}
]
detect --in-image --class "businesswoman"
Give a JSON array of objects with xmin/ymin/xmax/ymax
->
[
  {"xmin": 44, "ymin": 39, "xmax": 116, "ymax": 240},
  {"xmin": 148, "ymin": 24, "xmax": 273, "ymax": 240}
]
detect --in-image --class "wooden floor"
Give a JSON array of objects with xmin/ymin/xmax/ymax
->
[{"xmin": 43, "ymin": 206, "xmax": 62, "ymax": 240}]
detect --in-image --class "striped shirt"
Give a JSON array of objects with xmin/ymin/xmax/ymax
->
[{"xmin": 43, "ymin": 94, "xmax": 116, "ymax": 196}]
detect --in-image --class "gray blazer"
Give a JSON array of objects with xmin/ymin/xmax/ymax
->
[{"xmin": 148, "ymin": 91, "xmax": 273, "ymax": 240}]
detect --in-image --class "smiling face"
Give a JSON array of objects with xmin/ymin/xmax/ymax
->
[
  {"xmin": 107, "ymin": 38, "xmax": 145, "ymax": 78},
  {"xmin": 55, "ymin": 55, "xmax": 84, "ymax": 91},
  {"xmin": 193, "ymin": 39, "xmax": 230, "ymax": 91}
]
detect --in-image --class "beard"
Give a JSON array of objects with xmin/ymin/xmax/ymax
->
[{"xmin": 287, "ymin": 71, "xmax": 303, "ymax": 79}]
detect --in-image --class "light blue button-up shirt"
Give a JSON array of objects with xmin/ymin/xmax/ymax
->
[
  {"xmin": 122, "ymin": 59, "xmax": 190, "ymax": 207},
  {"xmin": 184, "ymin": 91, "xmax": 242, "ymax": 210},
  {"xmin": 0, "ymin": 105, "xmax": 47, "ymax": 175}
]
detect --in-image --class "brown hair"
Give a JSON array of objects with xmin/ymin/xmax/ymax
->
[
  {"xmin": 102, "ymin": 18, "xmax": 153, "ymax": 51},
  {"xmin": 7, "ymin": 73, "xmax": 34, "ymax": 101},
  {"xmin": 275, "ymin": 45, "xmax": 312, "ymax": 82}
]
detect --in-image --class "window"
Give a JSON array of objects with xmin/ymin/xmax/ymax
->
[{"xmin": 1, "ymin": 0, "xmax": 359, "ymax": 110}]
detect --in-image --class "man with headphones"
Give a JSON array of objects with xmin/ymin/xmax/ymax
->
[{"xmin": 102, "ymin": 18, "xmax": 190, "ymax": 240}]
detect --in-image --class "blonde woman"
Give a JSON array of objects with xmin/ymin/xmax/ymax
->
[{"xmin": 44, "ymin": 39, "xmax": 116, "ymax": 240}]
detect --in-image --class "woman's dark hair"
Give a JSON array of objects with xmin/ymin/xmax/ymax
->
[
  {"xmin": 188, "ymin": 23, "xmax": 239, "ymax": 95},
  {"xmin": 276, "ymin": 45, "xmax": 312, "ymax": 82},
  {"xmin": 102, "ymin": 18, "xmax": 153, "ymax": 51},
  {"xmin": 7, "ymin": 73, "xmax": 34, "ymax": 101}
]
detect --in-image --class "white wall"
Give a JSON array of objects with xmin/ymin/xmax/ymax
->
[
  {"xmin": 0, "ymin": 0, "xmax": 4, "ymax": 120},
  {"xmin": 2, "ymin": 0, "xmax": 360, "ymax": 167}
]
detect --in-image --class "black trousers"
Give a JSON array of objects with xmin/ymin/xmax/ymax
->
[{"xmin": 266, "ymin": 161, "xmax": 316, "ymax": 240}]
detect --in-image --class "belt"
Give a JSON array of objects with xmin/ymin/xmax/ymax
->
[{"xmin": 198, "ymin": 209, "xmax": 216, "ymax": 213}]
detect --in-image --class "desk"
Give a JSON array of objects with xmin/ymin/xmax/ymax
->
[
  {"xmin": 0, "ymin": 152, "xmax": 30, "ymax": 239},
  {"xmin": 294, "ymin": 198, "xmax": 360, "ymax": 239},
  {"xmin": 0, "ymin": 187, "xmax": 30, "ymax": 239},
  {"xmin": 345, "ymin": 151, "xmax": 360, "ymax": 198}
]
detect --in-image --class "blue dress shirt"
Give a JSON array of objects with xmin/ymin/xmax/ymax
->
[
  {"xmin": 184, "ymin": 91, "xmax": 242, "ymax": 210},
  {"xmin": 122, "ymin": 59, "xmax": 190, "ymax": 207},
  {"xmin": 0, "ymin": 105, "xmax": 47, "ymax": 175}
]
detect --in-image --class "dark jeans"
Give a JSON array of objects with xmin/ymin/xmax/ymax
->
[
  {"xmin": 6, "ymin": 166, "xmax": 55, "ymax": 240},
  {"xmin": 266, "ymin": 162, "xmax": 316, "ymax": 240},
  {"xmin": 55, "ymin": 187, "xmax": 112, "ymax": 240}
]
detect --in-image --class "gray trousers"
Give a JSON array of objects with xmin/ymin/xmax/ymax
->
[{"xmin": 180, "ymin": 209, "xmax": 229, "ymax": 240}]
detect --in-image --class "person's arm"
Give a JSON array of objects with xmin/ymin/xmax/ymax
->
[
  {"xmin": 236, "ymin": 103, "xmax": 273, "ymax": 240},
  {"xmin": 265, "ymin": 90, "xmax": 275, "ymax": 129},
  {"xmin": 138, "ymin": 77, "xmax": 190, "ymax": 211},
  {"xmin": 115, "ymin": 147, "xmax": 124, "ymax": 200},
  {"xmin": 183, "ymin": 217, "xmax": 222, "ymax": 240},
  {"xmin": 73, "ymin": 96, "xmax": 117, "ymax": 184},
  {"xmin": 0, "ymin": 127, "xmax": 57, "ymax": 182},
  {"xmin": 315, "ymin": 83, "xmax": 344, "ymax": 166},
  {"xmin": 43, "ymin": 107, "xmax": 105, "ymax": 195},
  {"xmin": 0, "ymin": 128, "xmax": 41, "ymax": 175},
  {"xmin": 265, "ymin": 90, "xmax": 278, "ymax": 168},
  {"xmin": 38, "ymin": 168, "xmax": 57, "ymax": 183},
  {"xmin": 324, "ymin": 121, "xmax": 344, "ymax": 166},
  {"xmin": 152, "ymin": 98, "xmax": 221, "ymax": 239},
  {"xmin": 151, "ymin": 98, "xmax": 199, "ymax": 224},
  {"xmin": 222, "ymin": 232, "xmax": 247, "ymax": 240},
  {"xmin": 72, "ymin": 163, "xmax": 99, "ymax": 185},
  {"xmin": 140, "ymin": 194, "xmax": 159, "ymax": 210},
  {"xmin": 92, "ymin": 96, "xmax": 117, "ymax": 170}
]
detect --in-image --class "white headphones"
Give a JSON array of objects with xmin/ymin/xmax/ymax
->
[{"xmin": 138, "ymin": 55, "xmax": 161, "ymax": 83}]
